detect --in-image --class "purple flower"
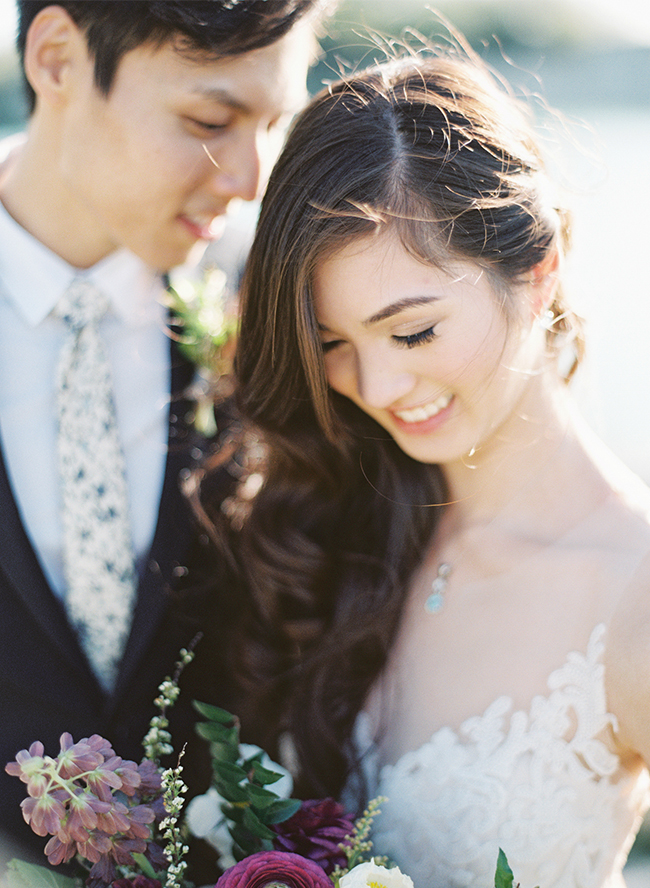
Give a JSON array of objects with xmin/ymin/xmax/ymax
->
[
  {"xmin": 20, "ymin": 793, "xmax": 67, "ymax": 836},
  {"xmin": 215, "ymin": 850, "xmax": 332, "ymax": 888},
  {"xmin": 135, "ymin": 759, "xmax": 163, "ymax": 797},
  {"xmin": 6, "ymin": 742, "xmax": 48, "ymax": 796},
  {"xmin": 43, "ymin": 835, "xmax": 77, "ymax": 866},
  {"xmin": 272, "ymin": 799, "xmax": 354, "ymax": 874},
  {"xmin": 6, "ymin": 732, "xmax": 164, "ymax": 884},
  {"xmin": 56, "ymin": 733, "xmax": 104, "ymax": 779}
]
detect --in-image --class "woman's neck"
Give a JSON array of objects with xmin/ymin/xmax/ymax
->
[{"xmin": 440, "ymin": 378, "xmax": 607, "ymax": 541}]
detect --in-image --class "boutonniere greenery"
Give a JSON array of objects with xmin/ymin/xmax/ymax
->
[{"xmin": 166, "ymin": 265, "xmax": 238, "ymax": 437}]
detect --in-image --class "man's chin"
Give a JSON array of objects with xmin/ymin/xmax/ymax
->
[{"xmin": 186, "ymin": 238, "xmax": 214, "ymax": 266}]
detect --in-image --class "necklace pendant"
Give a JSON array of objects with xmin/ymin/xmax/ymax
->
[{"xmin": 425, "ymin": 562, "xmax": 451, "ymax": 614}]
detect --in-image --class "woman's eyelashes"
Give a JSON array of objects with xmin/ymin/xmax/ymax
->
[
  {"xmin": 393, "ymin": 325, "xmax": 438, "ymax": 348},
  {"xmin": 321, "ymin": 339, "xmax": 343, "ymax": 353},
  {"xmin": 320, "ymin": 324, "xmax": 438, "ymax": 353}
]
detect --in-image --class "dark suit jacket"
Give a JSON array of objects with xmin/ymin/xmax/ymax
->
[{"xmin": 0, "ymin": 342, "xmax": 224, "ymax": 868}]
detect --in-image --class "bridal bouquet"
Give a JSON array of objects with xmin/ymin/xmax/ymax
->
[{"xmin": 4, "ymin": 647, "xmax": 518, "ymax": 888}]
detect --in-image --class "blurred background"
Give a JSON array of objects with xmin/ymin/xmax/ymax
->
[{"xmin": 0, "ymin": 0, "xmax": 649, "ymax": 879}]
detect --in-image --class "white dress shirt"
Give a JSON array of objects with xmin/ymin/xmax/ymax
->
[{"xmin": 0, "ymin": 200, "xmax": 171, "ymax": 599}]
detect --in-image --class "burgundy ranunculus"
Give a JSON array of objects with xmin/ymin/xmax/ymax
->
[
  {"xmin": 215, "ymin": 850, "xmax": 332, "ymax": 888},
  {"xmin": 272, "ymin": 799, "xmax": 354, "ymax": 874}
]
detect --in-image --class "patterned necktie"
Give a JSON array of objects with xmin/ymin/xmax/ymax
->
[{"xmin": 55, "ymin": 279, "xmax": 137, "ymax": 692}]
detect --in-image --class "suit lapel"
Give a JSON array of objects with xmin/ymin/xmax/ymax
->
[
  {"xmin": 0, "ymin": 331, "xmax": 205, "ymax": 701},
  {"xmin": 0, "ymin": 440, "xmax": 89, "ymax": 675},
  {"xmin": 111, "ymin": 337, "xmax": 201, "ymax": 699}
]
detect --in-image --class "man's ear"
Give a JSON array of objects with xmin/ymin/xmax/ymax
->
[
  {"xmin": 23, "ymin": 5, "xmax": 89, "ymax": 110},
  {"xmin": 527, "ymin": 247, "xmax": 561, "ymax": 320}
]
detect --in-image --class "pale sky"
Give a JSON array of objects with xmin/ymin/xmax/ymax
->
[
  {"xmin": 0, "ymin": 0, "xmax": 649, "ymax": 50},
  {"xmin": 574, "ymin": 0, "xmax": 650, "ymax": 44},
  {"xmin": 0, "ymin": 0, "xmax": 15, "ymax": 51}
]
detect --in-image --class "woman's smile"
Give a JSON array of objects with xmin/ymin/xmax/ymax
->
[{"xmin": 392, "ymin": 392, "xmax": 454, "ymax": 426}]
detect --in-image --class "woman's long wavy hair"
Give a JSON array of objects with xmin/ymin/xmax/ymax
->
[{"xmin": 220, "ymin": 46, "xmax": 582, "ymax": 801}]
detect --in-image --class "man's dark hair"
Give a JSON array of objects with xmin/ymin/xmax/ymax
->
[{"xmin": 18, "ymin": 0, "xmax": 329, "ymax": 112}]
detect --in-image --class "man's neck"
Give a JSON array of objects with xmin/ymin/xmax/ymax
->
[{"xmin": 0, "ymin": 124, "xmax": 116, "ymax": 269}]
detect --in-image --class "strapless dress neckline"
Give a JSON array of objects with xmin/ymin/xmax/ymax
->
[{"xmin": 350, "ymin": 624, "xmax": 650, "ymax": 888}]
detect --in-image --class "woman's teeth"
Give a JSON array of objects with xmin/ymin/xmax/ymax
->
[{"xmin": 395, "ymin": 393, "xmax": 452, "ymax": 423}]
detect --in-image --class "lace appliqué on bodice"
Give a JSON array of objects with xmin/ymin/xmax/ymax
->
[{"xmin": 354, "ymin": 625, "xmax": 650, "ymax": 888}]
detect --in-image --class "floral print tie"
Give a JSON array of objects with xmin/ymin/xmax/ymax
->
[{"xmin": 55, "ymin": 279, "xmax": 137, "ymax": 692}]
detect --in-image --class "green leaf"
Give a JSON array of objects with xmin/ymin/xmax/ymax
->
[
  {"xmin": 248, "ymin": 763, "xmax": 284, "ymax": 786},
  {"xmin": 246, "ymin": 783, "xmax": 281, "ymax": 809},
  {"xmin": 232, "ymin": 841, "xmax": 249, "ymax": 863},
  {"xmin": 494, "ymin": 849, "xmax": 514, "ymax": 888},
  {"xmin": 214, "ymin": 760, "xmax": 248, "ymax": 784},
  {"xmin": 242, "ymin": 806, "xmax": 277, "ymax": 840},
  {"xmin": 241, "ymin": 750, "xmax": 265, "ymax": 768},
  {"xmin": 214, "ymin": 780, "xmax": 249, "ymax": 803},
  {"xmin": 229, "ymin": 825, "xmax": 259, "ymax": 858},
  {"xmin": 208, "ymin": 740, "xmax": 240, "ymax": 765},
  {"xmin": 5, "ymin": 860, "xmax": 78, "ymax": 888},
  {"xmin": 222, "ymin": 803, "xmax": 247, "ymax": 826},
  {"xmin": 130, "ymin": 853, "xmax": 159, "ymax": 880},
  {"xmin": 193, "ymin": 701, "xmax": 239, "ymax": 726},
  {"xmin": 195, "ymin": 721, "xmax": 239, "ymax": 747},
  {"xmin": 263, "ymin": 797, "xmax": 302, "ymax": 824},
  {"xmin": 228, "ymin": 830, "xmax": 273, "ymax": 862}
]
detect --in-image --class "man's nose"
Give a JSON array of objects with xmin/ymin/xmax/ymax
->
[{"xmin": 205, "ymin": 126, "xmax": 273, "ymax": 204}]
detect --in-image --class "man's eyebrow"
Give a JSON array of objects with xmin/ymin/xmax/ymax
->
[
  {"xmin": 190, "ymin": 87, "xmax": 250, "ymax": 114},
  {"xmin": 365, "ymin": 295, "xmax": 440, "ymax": 326}
]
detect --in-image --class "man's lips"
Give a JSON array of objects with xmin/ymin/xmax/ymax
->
[{"xmin": 179, "ymin": 214, "xmax": 226, "ymax": 240}]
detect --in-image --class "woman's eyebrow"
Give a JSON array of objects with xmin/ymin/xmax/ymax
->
[{"xmin": 364, "ymin": 295, "xmax": 440, "ymax": 326}]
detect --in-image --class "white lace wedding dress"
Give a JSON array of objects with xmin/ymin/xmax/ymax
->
[{"xmin": 352, "ymin": 623, "xmax": 650, "ymax": 888}]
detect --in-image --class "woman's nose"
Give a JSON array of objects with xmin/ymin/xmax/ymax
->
[{"xmin": 355, "ymin": 351, "xmax": 416, "ymax": 410}]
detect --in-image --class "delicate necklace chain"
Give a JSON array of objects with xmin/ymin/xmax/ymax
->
[{"xmin": 423, "ymin": 422, "xmax": 572, "ymax": 615}]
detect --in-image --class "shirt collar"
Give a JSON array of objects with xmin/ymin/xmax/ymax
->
[{"xmin": 0, "ymin": 199, "xmax": 166, "ymax": 328}]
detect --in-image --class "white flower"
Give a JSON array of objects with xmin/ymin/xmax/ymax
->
[
  {"xmin": 339, "ymin": 861, "xmax": 415, "ymax": 888},
  {"xmin": 185, "ymin": 787, "xmax": 222, "ymax": 838}
]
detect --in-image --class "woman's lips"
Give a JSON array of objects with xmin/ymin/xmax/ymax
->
[{"xmin": 391, "ymin": 393, "xmax": 454, "ymax": 432}]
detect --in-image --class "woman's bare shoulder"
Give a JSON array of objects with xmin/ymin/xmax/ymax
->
[{"xmin": 605, "ymin": 549, "xmax": 650, "ymax": 766}]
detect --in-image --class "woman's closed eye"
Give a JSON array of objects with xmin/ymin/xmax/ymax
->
[
  {"xmin": 393, "ymin": 325, "xmax": 437, "ymax": 348},
  {"xmin": 321, "ymin": 325, "xmax": 438, "ymax": 353},
  {"xmin": 321, "ymin": 339, "xmax": 344, "ymax": 353}
]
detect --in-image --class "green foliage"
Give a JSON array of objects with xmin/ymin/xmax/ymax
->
[
  {"xmin": 494, "ymin": 849, "xmax": 536, "ymax": 888},
  {"xmin": 494, "ymin": 849, "xmax": 514, "ymax": 888},
  {"xmin": 143, "ymin": 644, "xmax": 198, "ymax": 764},
  {"xmin": 4, "ymin": 860, "xmax": 78, "ymax": 888},
  {"xmin": 331, "ymin": 797, "xmax": 389, "ymax": 883},
  {"xmin": 166, "ymin": 268, "xmax": 237, "ymax": 375},
  {"xmin": 193, "ymin": 702, "xmax": 301, "ymax": 862}
]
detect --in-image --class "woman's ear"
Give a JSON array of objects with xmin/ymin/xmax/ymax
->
[
  {"xmin": 23, "ymin": 5, "xmax": 88, "ymax": 111},
  {"xmin": 526, "ymin": 247, "xmax": 561, "ymax": 320}
]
